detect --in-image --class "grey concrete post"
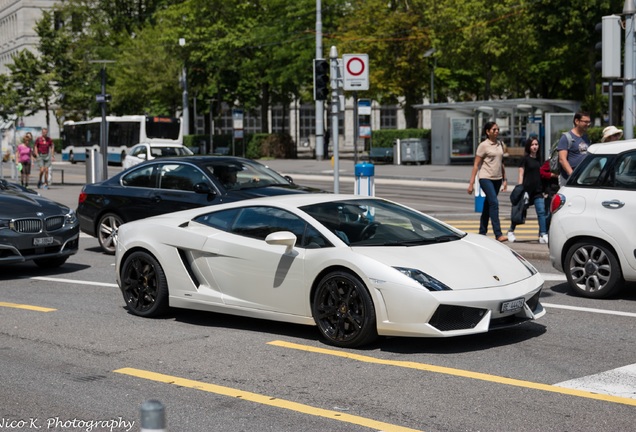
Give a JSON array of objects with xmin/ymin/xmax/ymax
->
[{"xmin": 140, "ymin": 399, "xmax": 166, "ymax": 432}]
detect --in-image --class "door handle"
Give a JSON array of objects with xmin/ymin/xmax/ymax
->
[{"xmin": 601, "ymin": 200, "xmax": 625, "ymax": 209}]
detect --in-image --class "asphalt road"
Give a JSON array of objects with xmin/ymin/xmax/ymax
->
[{"xmin": 1, "ymin": 158, "xmax": 635, "ymax": 431}]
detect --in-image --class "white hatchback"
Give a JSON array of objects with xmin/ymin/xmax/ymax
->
[
  {"xmin": 123, "ymin": 142, "xmax": 193, "ymax": 169},
  {"xmin": 549, "ymin": 140, "xmax": 636, "ymax": 298}
]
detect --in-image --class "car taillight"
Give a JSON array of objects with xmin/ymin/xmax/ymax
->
[
  {"xmin": 78, "ymin": 191, "xmax": 87, "ymax": 204},
  {"xmin": 550, "ymin": 193, "xmax": 565, "ymax": 214}
]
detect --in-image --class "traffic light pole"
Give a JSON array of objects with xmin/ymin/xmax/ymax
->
[
  {"xmin": 315, "ymin": 0, "xmax": 325, "ymax": 161},
  {"xmin": 330, "ymin": 46, "xmax": 340, "ymax": 193}
]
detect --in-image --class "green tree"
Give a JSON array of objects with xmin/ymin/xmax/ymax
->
[{"xmin": 335, "ymin": 0, "xmax": 432, "ymax": 128}]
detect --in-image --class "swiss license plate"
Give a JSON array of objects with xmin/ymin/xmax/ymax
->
[
  {"xmin": 33, "ymin": 237, "xmax": 54, "ymax": 247},
  {"xmin": 500, "ymin": 298, "xmax": 525, "ymax": 313}
]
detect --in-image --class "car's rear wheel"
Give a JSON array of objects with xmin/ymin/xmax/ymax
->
[
  {"xmin": 564, "ymin": 240, "xmax": 624, "ymax": 299},
  {"xmin": 120, "ymin": 251, "xmax": 169, "ymax": 317},
  {"xmin": 97, "ymin": 213, "xmax": 123, "ymax": 255},
  {"xmin": 312, "ymin": 271, "xmax": 377, "ymax": 348}
]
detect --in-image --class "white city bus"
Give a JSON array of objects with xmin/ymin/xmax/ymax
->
[{"xmin": 61, "ymin": 115, "xmax": 183, "ymax": 164}]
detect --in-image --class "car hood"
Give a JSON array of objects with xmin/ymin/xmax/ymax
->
[
  {"xmin": 0, "ymin": 190, "xmax": 71, "ymax": 216},
  {"xmin": 353, "ymin": 233, "xmax": 534, "ymax": 290}
]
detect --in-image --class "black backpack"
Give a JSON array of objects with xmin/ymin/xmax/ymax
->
[{"xmin": 549, "ymin": 131, "xmax": 574, "ymax": 175}]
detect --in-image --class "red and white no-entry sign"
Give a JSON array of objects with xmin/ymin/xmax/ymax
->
[{"xmin": 343, "ymin": 54, "xmax": 369, "ymax": 91}]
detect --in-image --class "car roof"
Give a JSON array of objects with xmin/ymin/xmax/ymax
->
[
  {"xmin": 588, "ymin": 139, "xmax": 636, "ymax": 155},
  {"xmin": 135, "ymin": 142, "xmax": 188, "ymax": 148},
  {"xmin": 132, "ymin": 155, "xmax": 263, "ymax": 166}
]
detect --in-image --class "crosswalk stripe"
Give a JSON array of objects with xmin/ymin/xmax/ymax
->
[{"xmin": 443, "ymin": 219, "xmax": 542, "ymax": 241}]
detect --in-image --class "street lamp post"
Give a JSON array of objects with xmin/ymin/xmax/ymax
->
[
  {"xmin": 423, "ymin": 48, "xmax": 436, "ymax": 104},
  {"xmin": 179, "ymin": 38, "xmax": 190, "ymax": 137}
]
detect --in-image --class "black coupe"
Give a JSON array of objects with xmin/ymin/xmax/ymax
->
[{"xmin": 77, "ymin": 156, "xmax": 321, "ymax": 254}]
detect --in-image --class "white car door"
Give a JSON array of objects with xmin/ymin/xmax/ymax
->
[
  {"xmin": 197, "ymin": 206, "xmax": 311, "ymax": 316},
  {"xmin": 595, "ymin": 150, "xmax": 636, "ymax": 272}
]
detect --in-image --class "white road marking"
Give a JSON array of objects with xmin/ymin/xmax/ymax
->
[
  {"xmin": 31, "ymin": 276, "xmax": 118, "ymax": 288},
  {"xmin": 555, "ymin": 364, "xmax": 636, "ymax": 400},
  {"xmin": 541, "ymin": 303, "xmax": 636, "ymax": 318}
]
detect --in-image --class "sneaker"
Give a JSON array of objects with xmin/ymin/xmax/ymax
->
[
  {"xmin": 539, "ymin": 234, "xmax": 549, "ymax": 244},
  {"xmin": 507, "ymin": 231, "xmax": 516, "ymax": 243},
  {"xmin": 43, "ymin": 184, "xmax": 49, "ymax": 190},
  {"xmin": 37, "ymin": 181, "xmax": 42, "ymax": 189}
]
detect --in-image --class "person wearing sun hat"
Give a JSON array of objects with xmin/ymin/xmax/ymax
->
[{"xmin": 601, "ymin": 125, "xmax": 623, "ymax": 143}]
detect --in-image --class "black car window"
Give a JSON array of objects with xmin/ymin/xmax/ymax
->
[
  {"xmin": 159, "ymin": 163, "xmax": 207, "ymax": 192},
  {"xmin": 194, "ymin": 206, "xmax": 331, "ymax": 248},
  {"xmin": 193, "ymin": 208, "xmax": 241, "ymax": 231},
  {"xmin": 614, "ymin": 151, "xmax": 636, "ymax": 189},
  {"xmin": 231, "ymin": 207, "xmax": 306, "ymax": 241},
  {"xmin": 121, "ymin": 165, "xmax": 156, "ymax": 188},
  {"xmin": 574, "ymin": 155, "xmax": 609, "ymax": 186}
]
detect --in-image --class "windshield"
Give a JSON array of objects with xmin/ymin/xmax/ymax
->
[
  {"xmin": 301, "ymin": 198, "xmax": 465, "ymax": 246},
  {"xmin": 203, "ymin": 160, "xmax": 292, "ymax": 191}
]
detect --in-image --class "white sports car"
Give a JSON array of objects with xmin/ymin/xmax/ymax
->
[{"xmin": 115, "ymin": 194, "xmax": 545, "ymax": 347}]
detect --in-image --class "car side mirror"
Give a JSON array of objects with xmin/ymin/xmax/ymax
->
[
  {"xmin": 138, "ymin": 153, "xmax": 147, "ymax": 160},
  {"xmin": 193, "ymin": 182, "xmax": 216, "ymax": 196},
  {"xmin": 265, "ymin": 231, "xmax": 297, "ymax": 253}
]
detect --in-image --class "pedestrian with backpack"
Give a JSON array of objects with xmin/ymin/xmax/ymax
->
[
  {"xmin": 557, "ymin": 112, "xmax": 591, "ymax": 186},
  {"xmin": 506, "ymin": 137, "xmax": 549, "ymax": 244}
]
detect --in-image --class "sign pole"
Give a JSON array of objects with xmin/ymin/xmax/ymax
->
[{"xmin": 353, "ymin": 91, "xmax": 358, "ymax": 165}]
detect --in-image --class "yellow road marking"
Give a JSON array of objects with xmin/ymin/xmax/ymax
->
[
  {"xmin": 0, "ymin": 301, "xmax": 56, "ymax": 312},
  {"xmin": 114, "ymin": 367, "xmax": 423, "ymax": 432},
  {"xmin": 268, "ymin": 341, "xmax": 636, "ymax": 407}
]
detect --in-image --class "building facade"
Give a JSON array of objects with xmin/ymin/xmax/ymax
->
[{"xmin": 0, "ymin": 0, "xmax": 57, "ymax": 136}]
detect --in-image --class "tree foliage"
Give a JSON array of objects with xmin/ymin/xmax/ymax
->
[{"xmin": 0, "ymin": 0, "xmax": 626, "ymax": 131}]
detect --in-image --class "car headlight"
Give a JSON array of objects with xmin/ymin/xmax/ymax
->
[
  {"xmin": 511, "ymin": 249, "xmax": 538, "ymax": 276},
  {"xmin": 0, "ymin": 218, "xmax": 9, "ymax": 230},
  {"xmin": 65, "ymin": 209, "xmax": 78, "ymax": 225},
  {"xmin": 393, "ymin": 267, "xmax": 452, "ymax": 291}
]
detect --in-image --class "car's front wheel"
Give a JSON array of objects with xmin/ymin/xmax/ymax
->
[
  {"xmin": 564, "ymin": 240, "xmax": 624, "ymax": 299},
  {"xmin": 312, "ymin": 271, "xmax": 377, "ymax": 348},
  {"xmin": 120, "ymin": 251, "xmax": 169, "ymax": 317},
  {"xmin": 97, "ymin": 213, "xmax": 123, "ymax": 255}
]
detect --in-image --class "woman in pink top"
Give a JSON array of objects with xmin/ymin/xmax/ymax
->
[{"xmin": 17, "ymin": 133, "xmax": 34, "ymax": 187}]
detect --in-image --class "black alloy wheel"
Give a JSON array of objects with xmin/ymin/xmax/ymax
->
[
  {"xmin": 312, "ymin": 271, "xmax": 377, "ymax": 348},
  {"xmin": 120, "ymin": 251, "xmax": 169, "ymax": 317}
]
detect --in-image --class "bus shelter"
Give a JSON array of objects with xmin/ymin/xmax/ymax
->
[{"xmin": 415, "ymin": 98, "xmax": 581, "ymax": 165}]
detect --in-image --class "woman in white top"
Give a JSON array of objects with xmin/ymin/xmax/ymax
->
[{"xmin": 467, "ymin": 121, "xmax": 508, "ymax": 242}]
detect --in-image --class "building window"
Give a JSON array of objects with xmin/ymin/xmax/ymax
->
[
  {"xmin": 299, "ymin": 104, "xmax": 315, "ymax": 139},
  {"xmin": 272, "ymin": 105, "xmax": 288, "ymax": 133},
  {"xmin": 380, "ymin": 106, "xmax": 398, "ymax": 129}
]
